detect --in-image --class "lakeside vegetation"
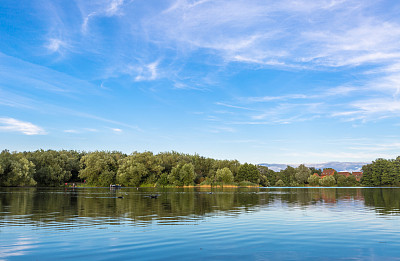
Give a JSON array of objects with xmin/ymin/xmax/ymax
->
[{"xmin": 0, "ymin": 149, "xmax": 399, "ymax": 187}]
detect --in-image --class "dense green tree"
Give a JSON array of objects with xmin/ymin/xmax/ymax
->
[
  {"xmin": 0, "ymin": 150, "xmax": 36, "ymax": 186},
  {"xmin": 259, "ymin": 175, "xmax": 270, "ymax": 187},
  {"xmin": 215, "ymin": 167, "xmax": 234, "ymax": 185},
  {"xmin": 157, "ymin": 151, "xmax": 190, "ymax": 175},
  {"xmin": 79, "ymin": 151, "xmax": 124, "ymax": 186},
  {"xmin": 168, "ymin": 163, "xmax": 196, "ymax": 186},
  {"xmin": 361, "ymin": 158, "xmax": 400, "ymax": 186},
  {"xmin": 212, "ymin": 159, "xmax": 241, "ymax": 180},
  {"xmin": 307, "ymin": 174, "xmax": 321, "ymax": 186},
  {"xmin": 309, "ymin": 167, "xmax": 322, "ymax": 175},
  {"xmin": 319, "ymin": 176, "xmax": 336, "ymax": 187},
  {"xmin": 180, "ymin": 163, "xmax": 196, "ymax": 186},
  {"xmin": 156, "ymin": 173, "xmax": 169, "ymax": 187},
  {"xmin": 125, "ymin": 152, "xmax": 164, "ymax": 185},
  {"xmin": 279, "ymin": 166, "xmax": 296, "ymax": 186},
  {"xmin": 295, "ymin": 164, "xmax": 311, "ymax": 184},
  {"xmin": 26, "ymin": 150, "xmax": 73, "ymax": 186},
  {"xmin": 275, "ymin": 179, "xmax": 285, "ymax": 187},
  {"xmin": 258, "ymin": 165, "xmax": 277, "ymax": 186},
  {"xmin": 117, "ymin": 161, "xmax": 148, "ymax": 187},
  {"xmin": 361, "ymin": 164, "xmax": 374, "ymax": 186},
  {"xmin": 236, "ymin": 163, "xmax": 260, "ymax": 184},
  {"xmin": 190, "ymin": 154, "xmax": 214, "ymax": 183},
  {"xmin": 346, "ymin": 175, "xmax": 357, "ymax": 186},
  {"xmin": 336, "ymin": 175, "xmax": 347, "ymax": 187}
]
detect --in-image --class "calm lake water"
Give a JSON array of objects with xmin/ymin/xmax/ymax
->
[{"xmin": 1, "ymin": 187, "xmax": 400, "ymax": 260}]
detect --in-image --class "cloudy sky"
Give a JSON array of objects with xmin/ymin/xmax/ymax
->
[{"xmin": 1, "ymin": 0, "xmax": 400, "ymax": 164}]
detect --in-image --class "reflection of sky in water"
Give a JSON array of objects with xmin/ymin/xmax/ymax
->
[{"xmin": 1, "ymin": 188, "xmax": 400, "ymax": 260}]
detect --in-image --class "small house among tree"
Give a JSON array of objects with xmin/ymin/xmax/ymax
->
[
  {"xmin": 352, "ymin": 172, "xmax": 363, "ymax": 181},
  {"xmin": 321, "ymin": 169, "xmax": 335, "ymax": 177},
  {"xmin": 338, "ymin": 171, "xmax": 350, "ymax": 177}
]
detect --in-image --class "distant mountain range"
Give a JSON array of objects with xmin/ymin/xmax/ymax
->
[{"xmin": 259, "ymin": 162, "xmax": 370, "ymax": 172}]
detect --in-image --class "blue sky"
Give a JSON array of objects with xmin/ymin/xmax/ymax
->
[{"xmin": 1, "ymin": 0, "xmax": 400, "ymax": 164}]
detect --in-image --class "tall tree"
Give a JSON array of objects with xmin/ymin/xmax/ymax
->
[
  {"xmin": 79, "ymin": 151, "xmax": 123, "ymax": 186},
  {"xmin": 26, "ymin": 150, "xmax": 72, "ymax": 186},
  {"xmin": 236, "ymin": 163, "xmax": 260, "ymax": 184},
  {"xmin": 295, "ymin": 164, "xmax": 311, "ymax": 185},
  {"xmin": 0, "ymin": 150, "xmax": 36, "ymax": 187},
  {"xmin": 215, "ymin": 167, "xmax": 234, "ymax": 184}
]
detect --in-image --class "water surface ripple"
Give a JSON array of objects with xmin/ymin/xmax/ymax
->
[{"xmin": 1, "ymin": 187, "xmax": 400, "ymax": 260}]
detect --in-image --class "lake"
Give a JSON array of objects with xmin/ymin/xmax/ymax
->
[{"xmin": 1, "ymin": 187, "xmax": 400, "ymax": 260}]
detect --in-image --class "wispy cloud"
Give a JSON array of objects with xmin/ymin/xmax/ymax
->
[
  {"xmin": 0, "ymin": 117, "xmax": 46, "ymax": 135},
  {"xmin": 145, "ymin": 0, "xmax": 399, "ymax": 68},
  {"xmin": 84, "ymin": 128, "xmax": 99, "ymax": 132},
  {"xmin": 64, "ymin": 129, "xmax": 79, "ymax": 133},
  {"xmin": 45, "ymin": 38, "xmax": 69, "ymax": 54},
  {"xmin": 215, "ymin": 102, "xmax": 254, "ymax": 111},
  {"xmin": 208, "ymin": 126, "xmax": 236, "ymax": 133},
  {"xmin": 81, "ymin": 0, "xmax": 125, "ymax": 33},
  {"xmin": 134, "ymin": 61, "xmax": 160, "ymax": 81},
  {"xmin": 111, "ymin": 128, "xmax": 123, "ymax": 133}
]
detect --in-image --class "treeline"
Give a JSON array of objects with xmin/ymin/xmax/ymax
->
[
  {"xmin": 0, "ymin": 149, "xmax": 399, "ymax": 187},
  {"xmin": 361, "ymin": 157, "xmax": 400, "ymax": 186},
  {"xmin": 0, "ymin": 149, "xmax": 260, "ymax": 187}
]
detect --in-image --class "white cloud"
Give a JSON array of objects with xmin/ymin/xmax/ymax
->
[
  {"xmin": 208, "ymin": 126, "xmax": 236, "ymax": 133},
  {"xmin": 215, "ymin": 102, "xmax": 254, "ymax": 111},
  {"xmin": 84, "ymin": 128, "xmax": 98, "ymax": 132},
  {"xmin": 134, "ymin": 61, "xmax": 160, "ymax": 81},
  {"xmin": 145, "ymin": 0, "xmax": 400, "ymax": 69},
  {"xmin": 64, "ymin": 129, "xmax": 79, "ymax": 133},
  {"xmin": 45, "ymin": 38, "xmax": 66, "ymax": 53},
  {"xmin": 0, "ymin": 117, "xmax": 46, "ymax": 135},
  {"xmin": 111, "ymin": 128, "xmax": 123, "ymax": 133},
  {"xmin": 106, "ymin": 0, "xmax": 124, "ymax": 16},
  {"xmin": 81, "ymin": 0, "xmax": 125, "ymax": 33}
]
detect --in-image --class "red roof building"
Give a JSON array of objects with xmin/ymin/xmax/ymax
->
[
  {"xmin": 338, "ymin": 171, "xmax": 350, "ymax": 177},
  {"xmin": 321, "ymin": 169, "xmax": 336, "ymax": 177},
  {"xmin": 352, "ymin": 172, "xmax": 363, "ymax": 181}
]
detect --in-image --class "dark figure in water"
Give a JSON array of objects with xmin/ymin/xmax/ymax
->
[{"xmin": 150, "ymin": 194, "xmax": 159, "ymax": 199}]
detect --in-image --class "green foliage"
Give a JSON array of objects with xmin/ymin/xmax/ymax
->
[
  {"xmin": 0, "ymin": 150, "xmax": 36, "ymax": 186},
  {"xmin": 237, "ymin": 163, "xmax": 260, "ymax": 184},
  {"xmin": 361, "ymin": 158, "xmax": 400, "ymax": 187},
  {"xmin": 4, "ymin": 150, "xmax": 399, "ymax": 188},
  {"xmin": 168, "ymin": 163, "xmax": 196, "ymax": 186},
  {"xmin": 238, "ymin": 181, "xmax": 258, "ymax": 186},
  {"xmin": 279, "ymin": 166, "xmax": 296, "ymax": 186},
  {"xmin": 319, "ymin": 176, "xmax": 336, "ymax": 187},
  {"xmin": 309, "ymin": 167, "xmax": 322, "ymax": 175},
  {"xmin": 156, "ymin": 173, "xmax": 169, "ymax": 187},
  {"xmin": 275, "ymin": 179, "xmax": 285, "ymax": 187},
  {"xmin": 336, "ymin": 175, "xmax": 347, "ymax": 187},
  {"xmin": 116, "ymin": 152, "xmax": 164, "ymax": 187},
  {"xmin": 307, "ymin": 174, "xmax": 321, "ymax": 186},
  {"xmin": 79, "ymin": 151, "xmax": 123, "ymax": 186},
  {"xmin": 295, "ymin": 164, "xmax": 312, "ymax": 184},
  {"xmin": 259, "ymin": 175, "xmax": 270, "ymax": 187},
  {"xmin": 215, "ymin": 167, "xmax": 234, "ymax": 184},
  {"xmin": 117, "ymin": 161, "xmax": 148, "ymax": 187},
  {"xmin": 26, "ymin": 150, "xmax": 72, "ymax": 186},
  {"xmin": 346, "ymin": 175, "xmax": 358, "ymax": 186},
  {"xmin": 258, "ymin": 165, "xmax": 276, "ymax": 186},
  {"xmin": 180, "ymin": 163, "xmax": 196, "ymax": 186}
]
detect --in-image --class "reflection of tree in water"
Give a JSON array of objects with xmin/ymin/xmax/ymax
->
[
  {"xmin": 362, "ymin": 188, "xmax": 400, "ymax": 215},
  {"xmin": 1, "ymin": 187, "xmax": 399, "ymax": 227}
]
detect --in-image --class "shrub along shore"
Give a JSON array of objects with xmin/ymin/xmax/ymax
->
[{"xmin": 0, "ymin": 150, "xmax": 399, "ymax": 187}]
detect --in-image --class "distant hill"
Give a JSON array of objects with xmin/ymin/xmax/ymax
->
[{"xmin": 259, "ymin": 162, "xmax": 369, "ymax": 172}]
